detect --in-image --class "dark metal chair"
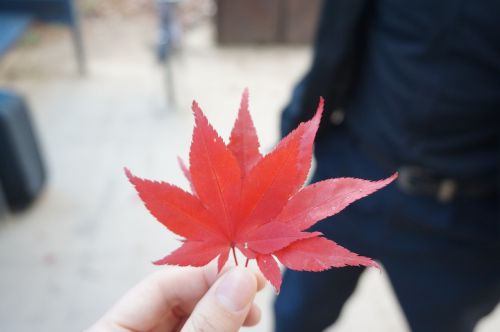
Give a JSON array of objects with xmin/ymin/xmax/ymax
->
[{"xmin": 0, "ymin": 0, "xmax": 86, "ymax": 74}]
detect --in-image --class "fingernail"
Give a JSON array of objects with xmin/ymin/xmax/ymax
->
[{"xmin": 216, "ymin": 268, "xmax": 255, "ymax": 312}]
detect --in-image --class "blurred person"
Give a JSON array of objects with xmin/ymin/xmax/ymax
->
[
  {"xmin": 87, "ymin": 266, "xmax": 264, "ymax": 332},
  {"xmin": 274, "ymin": 1, "xmax": 500, "ymax": 331}
]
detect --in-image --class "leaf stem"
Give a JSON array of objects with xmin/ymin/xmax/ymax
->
[
  {"xmin": 232, "ymin": 247, "xmax": 239, "ymax": 266},
  {"xmin": 244, "ymin": 258, "xmax": 249, "ymax": 267}
]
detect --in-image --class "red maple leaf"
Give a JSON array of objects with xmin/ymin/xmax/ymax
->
[{"xmin": 126, "ymin": 89, "xmax": 397, "ymax": 291}]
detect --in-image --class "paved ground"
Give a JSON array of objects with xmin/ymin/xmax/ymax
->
[{"xmin": 0, "ymin": 12, "xmax": 498, "ymax": 332}]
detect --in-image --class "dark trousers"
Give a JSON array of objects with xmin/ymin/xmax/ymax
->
[{"xmin": 274, "ymin": 128, "xmax": 500, "ymax": 332}]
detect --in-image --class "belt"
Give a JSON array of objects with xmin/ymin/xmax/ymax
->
[
  {"xmin": 354, "ymin": 139, "xmax": 497, "ymax": 203},
  {"xmin": 396, "ymin": 166, "xmax": 497, "ymax": 203}
]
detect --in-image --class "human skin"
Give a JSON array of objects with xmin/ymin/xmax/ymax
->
[{"xmin": 86, "ymin": 266, "xmax": 265, "ymax": 332}]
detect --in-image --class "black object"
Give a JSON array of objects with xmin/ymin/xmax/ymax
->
[{"xmin": 0, "ymin": 90, "xmax": 46, "ymax": 211}]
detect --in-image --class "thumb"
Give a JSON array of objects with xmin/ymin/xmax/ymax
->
[{"xmin": 181, "ymin": 267, "xmax": 258, "ymax": 332}]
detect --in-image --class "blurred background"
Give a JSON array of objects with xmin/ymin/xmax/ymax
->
[{"xmin": 0, "ymin": 1, "xmax": 498, "ymax": 331}]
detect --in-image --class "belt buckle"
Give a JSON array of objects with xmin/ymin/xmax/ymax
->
[
  {"xmin": 397, "ymin": 167, "xmax": 457, "ymax": 203},
  {"xmin": 437, "ymin": 179, "xmax": 457, "ymax": 203},
  {"xmin": 397, "ymin": 167, "xmax": 424, "ymax": 195}
]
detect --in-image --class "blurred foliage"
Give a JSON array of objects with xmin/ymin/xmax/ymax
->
[{"xmin": 18, "ymin": 30, "xmax": 41, "ymax": 47}]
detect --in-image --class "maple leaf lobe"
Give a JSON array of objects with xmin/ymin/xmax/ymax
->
[
  {"xmin": 189, "ymin": 101, "xmax": 242, "ymax": 238},
  {"xmin": 228, "ymin": 88, "xmax": 262, "ymax": 176},
  {"xmin": 124, "ymin": 168, "xmax": 220, "ymax": 241}
]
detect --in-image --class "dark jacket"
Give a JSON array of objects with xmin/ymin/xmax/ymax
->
[{"xmin": 281, "ymin": 0, "xmax": 500, "ymax": 183}]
